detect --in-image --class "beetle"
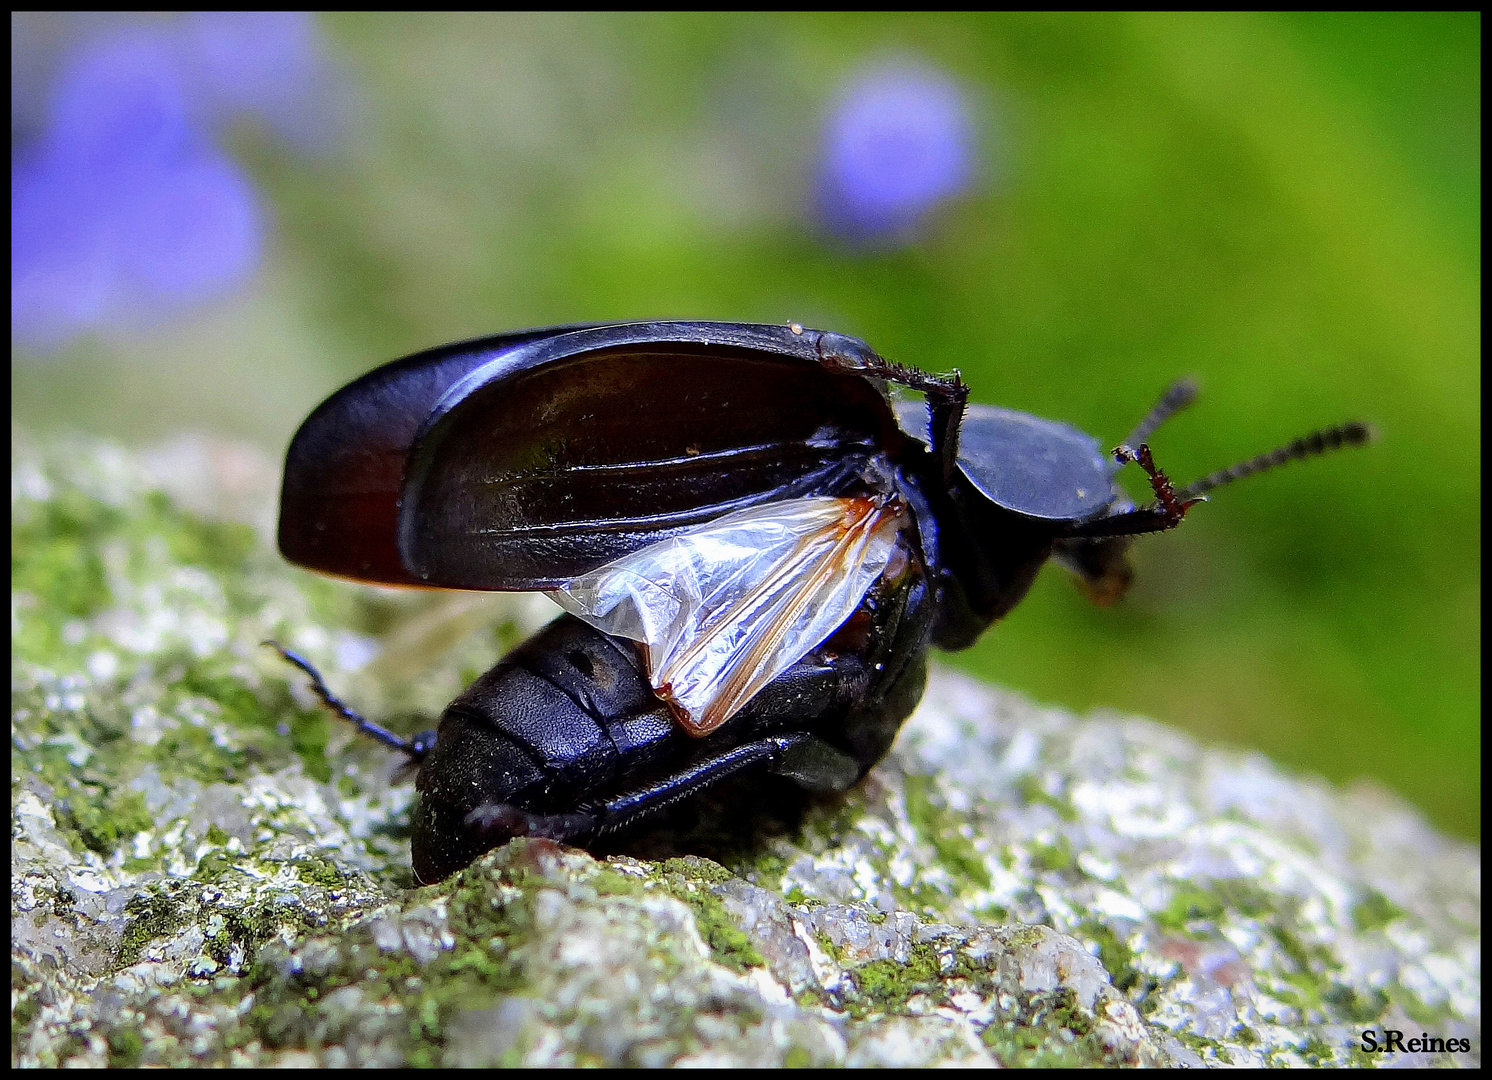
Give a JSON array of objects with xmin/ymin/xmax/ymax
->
[{"xmin": 272, "ymin": 320, "xmax": 1370, "ymax": 883}]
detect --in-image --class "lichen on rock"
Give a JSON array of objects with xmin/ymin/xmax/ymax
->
[{"xmin": 12, "ymin": 433, "xmax": 1480, "ymax": 1066}]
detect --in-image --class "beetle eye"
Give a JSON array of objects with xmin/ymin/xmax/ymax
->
[{"xmin": 567, "ymin": 649, "xmax": 594, "ymax": 678}]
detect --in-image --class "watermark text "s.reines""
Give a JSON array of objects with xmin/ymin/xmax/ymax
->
[{"xmin": 1360, "ymin": 1029, "xmax": 1470, "ymax": 1054}]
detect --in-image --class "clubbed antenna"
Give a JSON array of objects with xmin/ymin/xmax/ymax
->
[
  {"xmin": 1176, "ymin": 421, "xmax": 1375, "ymax": 501},
  {"xmin": 1123, "ymin": 377, "xmax": 1199, "ymax": 449}
]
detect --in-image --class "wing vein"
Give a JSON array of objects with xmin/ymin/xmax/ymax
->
[{"xmin": 547, "ymin": 495, "xmax": 903, "ymax": 735}]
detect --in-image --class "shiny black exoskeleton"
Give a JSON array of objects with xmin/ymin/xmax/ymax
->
[{"xmin": 273, "ymin": 321, "xmax": 1370, "ymax": 882}]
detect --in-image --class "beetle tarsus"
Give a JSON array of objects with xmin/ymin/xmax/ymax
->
[{"xmin": 1112, "ymin": 442, "xmax": 1204, "ymax": 530}]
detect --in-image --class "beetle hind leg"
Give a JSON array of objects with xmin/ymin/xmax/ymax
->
[
  {"xmin": 456, "ymin": 733, "xmax": 848, "ymax": 856},
  {"xmin": 589, "ymin": 732, "xmax": 853, "ymax": 840}
]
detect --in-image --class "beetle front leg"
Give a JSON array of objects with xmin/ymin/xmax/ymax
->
[
  {"xmin": 1112, "ymin": 442, "xmax": 1205, "ymax": 528},
  {"xmin": 1064, "ymin": 442, "xmax": 1206, "ymax": 541}
]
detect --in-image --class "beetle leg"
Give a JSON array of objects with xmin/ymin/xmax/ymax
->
[
  {"xmin": 1060, "ymin": 505, "xmax": 1187, "ymax": 540},
  {"xmin": 458, "ymin": 732, "xmax": 858, "ymax": 852},
  {"xmin": 770, "ymin": 733, "xmax": 862, "ymax": 792},
  {"xmin": 812, "ymin": 332, "xmax": 969, "ymax": 483},
  {"xmin": 1059, "ymin": 442, "xmax": 1204, "ymax": 541},
  {"xmin": 1068, "ymin": 420, "xmax": 1373, "ymax": 542},
  {"xmin": 926, "ymin": 379, "xmax": 970, "ymax": 486},
  {"xmin": 459, "ymin": 733, "xmax": 839, "ymax": 848},
  {"xmin": 1113, "ymin": 442, "xmax": 1205, "ymax": 526},
  {"xmin": 263, "ymin": 641, "xmax": 432, "ymax": 763},
  {"xmin": 588, "ymin": 732, "xmax": 841, "ymax": 839}
]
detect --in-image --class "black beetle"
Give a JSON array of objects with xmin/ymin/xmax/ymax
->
[{"xmin": 272, "ymin": 321, "xmax": 1369, "ymax": 883}]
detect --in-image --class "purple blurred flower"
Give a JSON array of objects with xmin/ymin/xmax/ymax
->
[
  {"xmin": 11, "ymin": 13, "xmax": 333, "ymax": 350},
  {"xmin": 814, "ymin": 59, "xmax": 979, "ymax": 245},
  {"xmin": 178, "ymin": 11, "xmax": 338, "ymax": 151}
]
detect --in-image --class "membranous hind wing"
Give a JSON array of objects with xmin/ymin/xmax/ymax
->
[{"xmin": 549, "ymin": 495, "xmax": 906, "ymax": 735}]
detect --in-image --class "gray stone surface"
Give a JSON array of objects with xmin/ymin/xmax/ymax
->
[{"xmin": 12, "ymin": 433, "xmax": 1480, "ymax": 1066}]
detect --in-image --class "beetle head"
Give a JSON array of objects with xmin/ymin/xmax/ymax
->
[{"xmin": 900, "ymin": 383, "xmax": 1373, "ymax": 644}]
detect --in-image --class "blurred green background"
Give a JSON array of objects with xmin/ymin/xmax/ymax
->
[{"xmin": 12, "ymin": 13, "xmax": 1479, "ymax": 838}]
